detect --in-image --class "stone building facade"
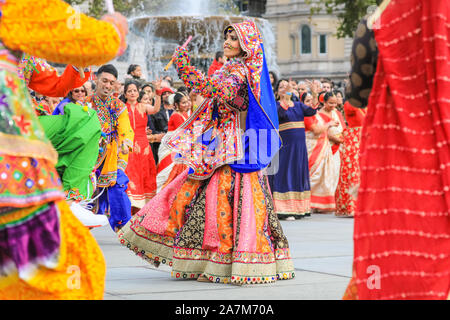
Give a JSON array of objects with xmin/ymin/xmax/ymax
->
[{"xmin": 264, "ymin": 0, "xmax": 352, "ymax": 86}]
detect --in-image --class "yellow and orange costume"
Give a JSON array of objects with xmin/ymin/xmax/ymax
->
[{"xmin": 0, "ymin": 0, "xmax": 126, "ymax": 299}]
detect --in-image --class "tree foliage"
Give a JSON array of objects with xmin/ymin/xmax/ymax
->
[{"xmin": 306, "ymin": 0, "xmax": 380, "ymax": 38}]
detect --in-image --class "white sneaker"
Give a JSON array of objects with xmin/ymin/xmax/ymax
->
[
  {"xmin": 70, "ymin": 202, "xmax": 109, "ymax": 228},
  {"xmin": 285, "ymin": 216, "xmax": 296, "ymax": 221}
]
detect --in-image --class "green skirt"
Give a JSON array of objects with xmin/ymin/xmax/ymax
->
[{"xmin": 39, "ymin": 103, "xmax": 101, "ymax": 201}]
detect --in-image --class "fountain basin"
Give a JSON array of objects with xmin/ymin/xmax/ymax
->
[{"xmin": 130, "ymin": 15, "xmax": 257, "ymax": 40}]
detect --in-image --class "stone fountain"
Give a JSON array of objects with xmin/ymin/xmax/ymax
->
[{"xmin": 113, "ymin": 0, "xmax": 279, "ymax": 83}]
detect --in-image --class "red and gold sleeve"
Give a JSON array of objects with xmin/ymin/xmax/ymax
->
[
  {"xmin": 28, "ymin": 63, "xmax": 91, "ymax": 98},
  {"xmin": 304, "ymin": 115, "xmax": 319, "ymax": 131}
]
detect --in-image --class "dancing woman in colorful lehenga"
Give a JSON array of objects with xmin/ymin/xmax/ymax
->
[
  {"xmin": 0, "ymin": 0, "xmax": 127, "ymax": 299},
  {"xmin": 18, "ymin": 53, "xmax": 100, "ymax": 204},
  {"xmin": 118, "ymin": 20, "xmax": 295, "ymax": 285},
  {"xmin": 18, "ymin": 54, "xmax": 108, "ymax": 228}
]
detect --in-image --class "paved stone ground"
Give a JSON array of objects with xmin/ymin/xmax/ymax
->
[{"xmin": 91, "ymin": 213, "xmax": 354, "ymax": 300}]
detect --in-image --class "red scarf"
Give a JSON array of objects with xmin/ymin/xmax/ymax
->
[{"xmin": 352, "ymin": 0, "xmax": 450, "ymax": 300}]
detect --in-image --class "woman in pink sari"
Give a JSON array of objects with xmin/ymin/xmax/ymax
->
[{"xmin": 305, "ymin": 92, "xmax": 346, "ymax": 212}]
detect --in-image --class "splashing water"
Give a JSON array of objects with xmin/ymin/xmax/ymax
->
[
  {"xmin": 143, "ymin": 0, "xmax": 239, "ymax": 17},
  {"xmin": 178, "ymin": 0, "xmax": 208, "ymax": 15}
]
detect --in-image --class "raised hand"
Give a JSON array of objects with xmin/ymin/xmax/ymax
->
[
  {"xmin": 152, "ymin": 77, "xmax": 163, "ymax": 92},
  {"xmin": 173, "ymin": 47, "xmax": 190, "ymax": 67}
]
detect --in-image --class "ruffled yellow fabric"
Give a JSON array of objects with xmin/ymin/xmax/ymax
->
[
  {"xmin": 0, "ymin": 0, "xmax": 121, "ymax": 67},
  {"xmin": 0, "ymin": 201, "xmax": 106, "ymax": 300}
]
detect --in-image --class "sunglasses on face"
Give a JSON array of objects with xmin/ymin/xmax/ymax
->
[{"xmin": 73, "ymin": 89, "xmax": 86, "ymax": 94}]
